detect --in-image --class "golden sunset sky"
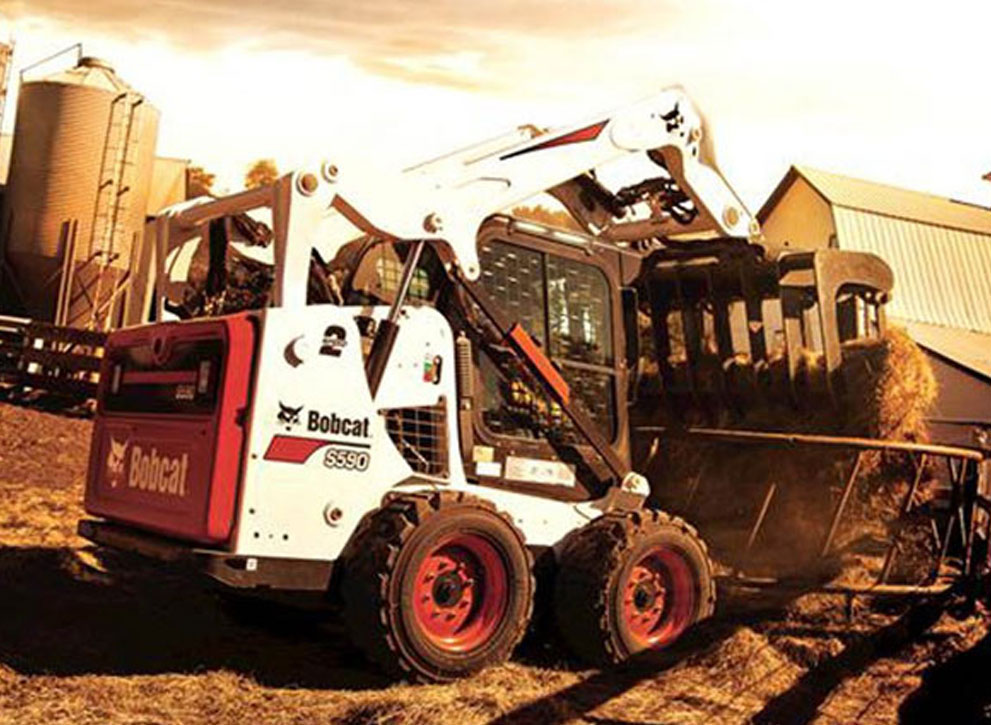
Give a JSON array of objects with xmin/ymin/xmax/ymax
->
[{"xmin": 1, "ymin": 0, "xmax": 988, "ymax": 210}]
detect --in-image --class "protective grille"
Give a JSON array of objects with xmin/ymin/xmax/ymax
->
[
  {"xmin": 349, "ymin": 242, "xmax": 439, "ymax": 305},
  {"xmin": 478, "ymin": 239, "xmax": 618, "ymax": 442},
  {"xmin": 565, "ymin": 366, "xmax": 616, "ymax": 439},
  {"xmin": 546, "ymin": 254, "xmax": 612, "ymax": 366},
  {"xmin": 480, "ymin": 355, "xmax": 616, "ymax": 443},
  {"xmin": 383, "ymin": 403, "xmax": 448, "ymax": 476},
  {"xmin": 479, "ymin": 240, "xmax": 546, "ymax": 346}
]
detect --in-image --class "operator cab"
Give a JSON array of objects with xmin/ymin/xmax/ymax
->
[{"xmin": 335, "ymin": 215, "xmax": 640, "ymax": 503}]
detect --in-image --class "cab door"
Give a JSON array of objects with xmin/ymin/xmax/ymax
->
[{"xmin": 466, "ymin": 219, "xmax": 630, "ymax": 501}]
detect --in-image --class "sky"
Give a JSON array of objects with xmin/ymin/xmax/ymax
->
[{"xmin": 1, "ymin": 0, "xmax": 989, "ymax": 210}]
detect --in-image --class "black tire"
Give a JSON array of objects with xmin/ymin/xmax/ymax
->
[
  {"xmin": 340, "ymin": 491, "xmax": 535, "ymax": 682},
  {"xmin": 554, "ymin": 509, "xmax": 715, "ymax": 666}
]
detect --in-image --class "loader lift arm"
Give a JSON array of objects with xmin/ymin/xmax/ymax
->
[
  {"xmin": 308, "ymin": 86, "xmax": 754, "ymax": 492},
  {"xmin": 159, "ymin": 87, "xmax": 755, "ymax": 308},
  {"xmin": 155, "ymin": 87, "xmax": 755, "ymax": 494},
  {"xmin": 307, "ymin": 85, "xmax": 757, "ymax": 301}
]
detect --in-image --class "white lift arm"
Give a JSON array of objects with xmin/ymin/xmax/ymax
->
[
  {"xmin": 161, "ymin": 86, "xmax": 757, "ymax": 312},
  {"xmin": 323, "ymin": 86, "xmax": 755, "ymax": 276}
]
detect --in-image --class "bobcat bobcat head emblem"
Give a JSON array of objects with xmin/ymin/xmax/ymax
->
[
  {"xmin": 661, "ymin": 101, "xmax": 684, "ymax": 133},
  {"xmin": 106, "ymin": 436, "xmax": 128, "ymax": 487},
  {"xmin": 278, "ymin": 402, "xmax": 303, "ymax": 427}
]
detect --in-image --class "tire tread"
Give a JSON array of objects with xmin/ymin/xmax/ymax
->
[
  {"xmin": 341, "ymin": 490, "xmax": 534, "ymax": 681},
  {"xmin": 555, "ymin": 509, "xmax": 716, "ymax": 666}
]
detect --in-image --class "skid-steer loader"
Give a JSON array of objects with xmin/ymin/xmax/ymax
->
[{"xmin": 78, "ymin": 88, "xmax": 896, "ymax": 681}]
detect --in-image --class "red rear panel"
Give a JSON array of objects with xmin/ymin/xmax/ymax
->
[{"xmin": 85, "ymin": 313, "xmax": 256, "ymax": 544}]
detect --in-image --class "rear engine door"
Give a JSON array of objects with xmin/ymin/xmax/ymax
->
[{"xmin": 85, "ymin": 313, "xmax": 256, "ymax": 544}]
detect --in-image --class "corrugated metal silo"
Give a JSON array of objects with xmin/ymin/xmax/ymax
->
[
  {"xmin": 0, "ymin": 56, "xmax": 160, "ymax": 328},
  {"xmin": 0, "ymin": 27, "xmax": 13, "ymax": 140},
  {"xmin": 0, "ymin": 18, "xmax": 13, "ymax": 185}
]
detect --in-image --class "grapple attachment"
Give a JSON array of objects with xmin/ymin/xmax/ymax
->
[{"xmin": 638, "ymin": 242, "xmax": 893, "ymax": 416}]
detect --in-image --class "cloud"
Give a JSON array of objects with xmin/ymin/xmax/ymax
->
[
  {"xmin": 3, "ymin": 0, "xmax": 989, "ymax": 207},
  {"xmin": 0, "ymin": 0, "xmax": 679, "ymax": 88}
]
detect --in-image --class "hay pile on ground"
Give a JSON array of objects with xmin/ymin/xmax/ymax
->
[
  {"xmin": 1, "ymin": 399, "xmax": 987, "ymax": 724},
  {"xmin": 634, "ymin": 327, "xmax": 939, "ymax": 579},
  {"xmin": 0, "ymin": 403, "xmax": 90, "ymax": 549}
]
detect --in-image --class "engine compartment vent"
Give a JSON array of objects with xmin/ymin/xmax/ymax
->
[{"xmin": 382, "ymin": 402, "xmax": 448, "ymax": 476}]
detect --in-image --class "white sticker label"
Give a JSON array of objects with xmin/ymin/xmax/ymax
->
[
  {"xmin": 475, "ymin": 460, "xmax": 502, "ymax": 478},
  {"xmin": 504, "ymin": 456, "xmax": 576, "ymax": 487},
  {"xmin": 175, "ymin": 384, "xmax": 195, "ymax": 401}
]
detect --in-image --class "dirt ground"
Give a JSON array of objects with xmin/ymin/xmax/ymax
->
[{"xmin": 1, "ymin": 400, "xmax": 988, "ymax": 724}]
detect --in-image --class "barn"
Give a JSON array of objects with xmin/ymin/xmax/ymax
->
[{"xmin": 758, "ymin": 166, "xmax": 991, "ymax": 446}]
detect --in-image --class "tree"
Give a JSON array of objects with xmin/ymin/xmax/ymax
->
[
  {"xmin": 187, "ymin": 165, "xmax": 216, "ymax": 199},
  {"xmin": 245, "ymin": 159, "xmax": 279, "ymax": 189}
]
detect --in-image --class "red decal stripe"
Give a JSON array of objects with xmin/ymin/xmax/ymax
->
[
  {"xmin": 500, "ymin": 120, "xmax": 608, "ymax": 160},
  {"xmin": 264, "ymin": 435, "xmax": 328, "ymax": 464},
  {"xmin": 507, "ymin": 324, "xmax": 570, "ymax": 404}
]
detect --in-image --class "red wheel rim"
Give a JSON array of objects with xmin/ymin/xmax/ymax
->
[
  {"xmin": 620, "ymin": 546, "xmax": 697, "ymax": 649},
  {"xmin": 411, "ymin": 533, "xmax": 509, "ymax": 653}
]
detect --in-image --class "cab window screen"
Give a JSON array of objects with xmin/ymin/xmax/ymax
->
[
  {"xmin": 478, "ymin": 239, "xmax": 617, "ymax": 441},
  {"xmin": 546, "ymin": 255, "xmax": 612, "ymax": 366},
  {"xmin": 347, "ymin": 241, "xmax": 443, "ymax": 306},
  {"xmin": 478, "ymin": 240, "xmax": 546, "ymax": 346}
]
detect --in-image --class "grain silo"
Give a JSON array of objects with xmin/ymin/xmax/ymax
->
[
  {"xmin": 0, "ymin": 19, "xmax": 14, "ymax": 187},
  {"xmin": 0, "ymin": 55, "xmax": 160, "ymax": 328},
  {"xmin": 0, "ymin": 20, "xmax": 13, "ymax": 140}
]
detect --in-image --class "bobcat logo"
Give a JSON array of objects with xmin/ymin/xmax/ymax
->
[
  {"xmin": 106, "ymin": 436, "xmax": 128, "ymax": 487},
  {"xmin": 278, "ymin": 402, "xmax": 303, "ymax": 427},
  {"xmin": 661, "ymin": 102, "xmax": 684, "ymax": 133}
]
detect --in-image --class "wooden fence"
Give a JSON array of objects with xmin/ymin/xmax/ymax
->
[{"xmin": 0, "ymin": 315, "xmax": 106, "ymax": 399}]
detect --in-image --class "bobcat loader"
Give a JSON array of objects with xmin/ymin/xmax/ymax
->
[{"xmin": 78, "ymin": 88, "xmax": 895, "ymax": 681}]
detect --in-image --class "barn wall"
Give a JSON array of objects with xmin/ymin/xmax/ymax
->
[
  {"xmin": 924, "ymin": 350, "xmax": 991, "ymax": 447},
  {"xmin": 760, "ymin": 178, "xmax": 836, "ymax": 252},
  {"xmin": 834, "ymin": 209, "xmax": 991, "ymax": 334}
]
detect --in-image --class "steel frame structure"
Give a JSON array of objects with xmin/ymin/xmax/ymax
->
[{"xmin": 637, "ymin": 425, "xmax": 991, "ymax": 601}]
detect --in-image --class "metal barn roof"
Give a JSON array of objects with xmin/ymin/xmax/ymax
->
[
  {"xmin": 834, "ymin": 208, "xmax": 991, "ymax": 335},
  {"xmin": 759, "ymin": 165, "xmax": 991, "ymax": 235},
  {"xmin": 899, "ymin": 319, "xmax": 991, "ymax": 381},
  {"xmin": 760, "ymin": 166, "xmax": 991, "ymax": 338}
]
